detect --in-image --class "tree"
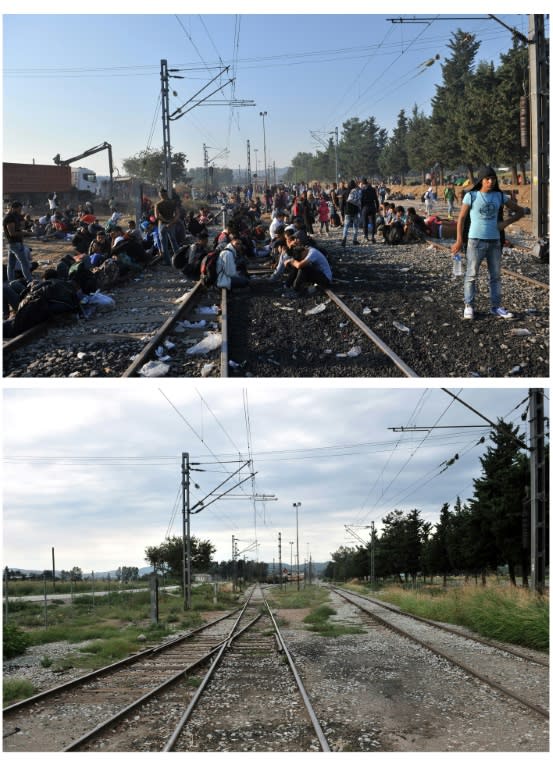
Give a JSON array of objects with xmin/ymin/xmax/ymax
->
[
  {"xmin": 145, "ymin": 536, "xmax": 216, "ymax": 580},
  {"xmin": 458, "ymin": 61, "xmax": 502, "ymax": 169},
  {"xmin": 405, "ymin": 105, "xmax": 432, "ymax": 181},
  {"xmin": 430, "ymin": 29, "xmax": 481, "ymax": 176},
  {"xmin": 470, "ymin": 421, "xmax": 530, "ymax": 585},
  {"xmin": 379, "ymin": 110, "xmax": 410, "ymax": 183},
  {"xmin": 494, "ymin": 38, "xmax": 530, "ymax": 182},
  {"xmin": 122, "ymin": 148, "xmax": 188, "ymax": 187}
]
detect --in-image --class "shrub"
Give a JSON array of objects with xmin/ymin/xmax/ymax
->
[
  {"xmin": 3, "ymin": 623, "xmax": 31, "ymax": 659},
  {"xmin": 3, "ymin": 678, "xmax": 36, "ymax": 706}
]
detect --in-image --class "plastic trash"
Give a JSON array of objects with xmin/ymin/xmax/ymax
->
[
  {"xmin": 510, "ymin": 328, "xmax": 532, "ymax": 337},
  {"xmin": 197, "ymin": 305, "xmax": 219, "ymax": 316},
  {"xmin": 186, "ymin": 332, "xmax": 222, "ymax": 355},
  {"xmin": 347, "ymin": 346, "xmax": 362, "ymax": 357},
  {"xmin": 139, "ymin": 361, "xmax": 170, "ymax": 377},
  {"xmin": 305, "ymin": 302, "xmax": 327, "ymax": 316},
  {"xmin": 393, "ymin": 321, "xmax": 410, "ymax": 333},
  {"xmin": 201, "ymin": 362, "xmax": 216, "ymax": 377},
  {"xmin": 452, "ymin": 254, "xmax": 463, "ymax": 277}
]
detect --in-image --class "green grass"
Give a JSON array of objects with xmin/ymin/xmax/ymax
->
[
  {"xmin": 267, "ymin": 585, "xmax": 364, "ymax": 638},
  {"xmin": 2, "ymin": 582, "xmax": 237, "ymax": 677},
  {"xmin": 4, "ymin": 679, "xmax": 37, "ymax": 707},
  {"xmin": 375, "ymin": 584, "xmax": 549, "ymax": 651}
]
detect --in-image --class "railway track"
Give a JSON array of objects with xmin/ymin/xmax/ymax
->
[
  {"xmin": 3, "ymin": 586, "xmax": 330, "ymax": 752},
  {"xmin": 3, "ymin": 229, "xmax": 548, "ymax": 378},
  {"xmin": 3, "ymin": 606, "xmax": 242, "ymax": 751},
  {"xmin": 330, "ymin": 586, "xmax": 549, "ymax": 719}
]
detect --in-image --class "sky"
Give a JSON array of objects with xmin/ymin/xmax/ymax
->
[
  {"xmin": 3, "ymin": 383, "xmax": 546, "ymax": 575},
  {"xmin": 2, "ymin": 3, "xmax": 539, "ymax": 182}
]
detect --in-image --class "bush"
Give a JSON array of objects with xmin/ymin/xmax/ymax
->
[
  {"xmin": 3, "ymin": 623, "xmax": 31, "ymax": 659},
  {"xmin": 3, "ymin": 678, "xmax": 36, "ymax": 707}
]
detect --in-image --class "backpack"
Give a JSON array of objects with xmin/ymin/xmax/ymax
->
[
  {"xmin": 462, "ymin": 190, "xmax": 505, "ymax": 247},
  {"xmin": 12, "ymin": 279, "xmax": 79, "ymax": 335},
  {"xmin": 172, "ymin": 243, "xmax": 190, "ymax": 270},
  {"xmin": 346, "ymin": 188, "xmax": 362, "ymax": 208},
  {"xmin": 68, "ymin": 261, "xmax": 97, "ymax": 294},
  {"xmin": 199, "ymin": 251, "xmax": 220, "ymax": 287}
]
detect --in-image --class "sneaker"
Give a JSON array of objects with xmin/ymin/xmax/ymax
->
[
  {"xmin": 463, "ymin": 305, "xmax": 474, "ymax": 320},
  {"xmin": 340, "ymin": 238, "xmax": 346, "ymax": 247},
  {"xmin": 490, "ymin": 306, "xmax": 513, "ymax": 319}
]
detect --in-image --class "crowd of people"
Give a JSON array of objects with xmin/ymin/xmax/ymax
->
[{"xmin": 3, "ymin": 166, "xmax": 527, "ymax": 333}]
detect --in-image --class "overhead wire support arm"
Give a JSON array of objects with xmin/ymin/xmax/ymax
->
[
  {"xmin": 169, "ymin": 65, "xmax": 230, "ymax": 120},
  {"xmin": 191, "ymin": 472, "xmax": 258, "ymax": 514},
  {"xmin": 171, "ymin": 79, "xmax": 236, "ymax": 120}
]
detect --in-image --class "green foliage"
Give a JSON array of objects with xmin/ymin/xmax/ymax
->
[
  {"xmin": 3, "ymin": 623, "xmax": 31, "ymax": 659},
  {"xmin": 379, "ymin": 584, "xmax": 548, "ymax": 651},
  {"xmin": 3, "ymin": 678, "xmax": 37, "ymax": 707},
  {"xmin": 122, "ymin": 148, "xmax": 188, "ymax": 187},
  {"xmin": 144, "ymin": 536, "xmax": 216, "ymax": 580},
  {"xmin": 303, "ymin": 604, "xmax": 364, "ymax": 638}
]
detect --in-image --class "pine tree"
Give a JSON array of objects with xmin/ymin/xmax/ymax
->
[{"xmin": 430, "ymin": 29, "xmax": 481, "ymax": 175}]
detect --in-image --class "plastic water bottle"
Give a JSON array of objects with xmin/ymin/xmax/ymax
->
[{"xmin": 452, "ymin": 254, "xmax": 463, "ymax": 277}]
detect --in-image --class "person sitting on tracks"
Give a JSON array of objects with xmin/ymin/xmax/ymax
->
[
  {"xmin": 216, "ymin": 235, "xmax": 250, "ymax": 290},
  {"xmin": 72, "ymin": 224, "xmax": 93, "ymax": 256},
  {"xmin": 269, "ymin": 210, "xmax": 287, "ymax": 240},
  {"xmin": 176, "ymin": 231, "xmax": 210, "ymax": 279},
  {"xmin": 284, "ymin": 238, "xmax": 332, "ymax": 295},
  {"xmin": 88, "ymin": 230, "xmax": 111, "ymax": 261},
  {"xmin": 403, "ymin": 207, "xmax": 428, "ymax": 243},
  {"xmin": 381, "ymin": 206, "xmax": 406, "ymax": 245},
  {"xmin": 269, "ymin": 239, "xmax": 294, "ymax": 282},
  {"xmin": 109, "ymin": 227, "xmax": 145, "ymax": 273}
]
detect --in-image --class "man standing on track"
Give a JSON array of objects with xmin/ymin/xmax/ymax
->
[
  {"xmin": 3, "ymin": 201, "xmax": 34, "ymax": 284},
  {"xmin": 154, "ymin": 188, "xmax": 179, "ymax": 266},
  {"xmin": 451, "ymin": 165, "xmax": 526, "ymax": 321}
]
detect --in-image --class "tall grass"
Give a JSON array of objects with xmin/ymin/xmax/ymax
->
[{"xmin": 376, "ymin": 584, "xmax": 549, "ymax": 651}]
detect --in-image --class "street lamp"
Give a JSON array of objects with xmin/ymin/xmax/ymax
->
[
  {"xmin": 289, "ymin": 541, "xmax": 294, "ymax": 585},
  {"xmin": 293, "ymin": 502, "xmax": 301, "ymax": 591},
  {"xmin": 259, "ymin": 111, "xmax": 268, "ymax": 192}
]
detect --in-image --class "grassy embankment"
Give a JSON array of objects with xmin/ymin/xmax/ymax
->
[
  {"xmin": 346, "ymin": 582, "xmax": 549, "ymax": 652},
  {"xmin": 3, "ymin": 582, "xmax": 238, "ymax": 706}
]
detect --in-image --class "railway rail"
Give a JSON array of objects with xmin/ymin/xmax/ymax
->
[
  {"xmin": 3, "ymin": 228, "xmax": 548, "ymax": 378},
  {"xmin": 3, "ymin": 586, "xmax": 330, "ymax": 752},
  {"xmin": 330, "ymin": 586, "xmax": 549, "ymax": 720}
]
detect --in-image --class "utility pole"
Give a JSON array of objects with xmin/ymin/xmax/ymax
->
[
  {"xmin": 293, "ymin": 502, "xmax": 301, "ymax": 591},
  {"xmin": 528, "ymin": 15, "xmax": 549, "ymax": 239},
  {"xmin": 246, "ymin": 140, "xmax": 252, "ymax": 185},
  {"xmin": 370, "ymin": 522, "xmax": 376, "ymax": 586},
  {"xmin": 334, "ymin": 126, "xmax": 339, "ymax": 183},
  {"xmin": 51, "ymin": 547, "xmax": 55, "ymax": 593},
  {"xmin": 160, "ymin": 60, "xmax": 172, "ymax": 193},
  {"xmin": 278, "ymin": 532, "xmax": 283, "ymax": 589},
  {"xmin": 182, "ymin": 452, "xmax": 192, "ymax": 610},
  {"xmin": 529, "ymin": 389, "xmax": 547, "ymax": 593},
  {"xmin": 203, "ymin": 144, "xmax": 209, "ymax": 199}
]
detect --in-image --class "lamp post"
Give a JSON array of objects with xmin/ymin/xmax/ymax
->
[
  {"xmin": 259, "ymin": 111, "xmax": 268, "ymax": 191},
  {"xmin": 293, "ymin": 502, "xmax": 301, "ymax": 591},
  {"xmin": 289, "ymin": 541, "xmax": 294, "ymax": 586}
]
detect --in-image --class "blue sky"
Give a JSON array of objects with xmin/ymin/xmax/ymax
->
[
  {"xmin": 3, "ymin": 383, "xmax": 543, "ymax": 574},
  {"xmin": 2, "ymin": 3, "xmax": 536, "ymax": 180}
]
